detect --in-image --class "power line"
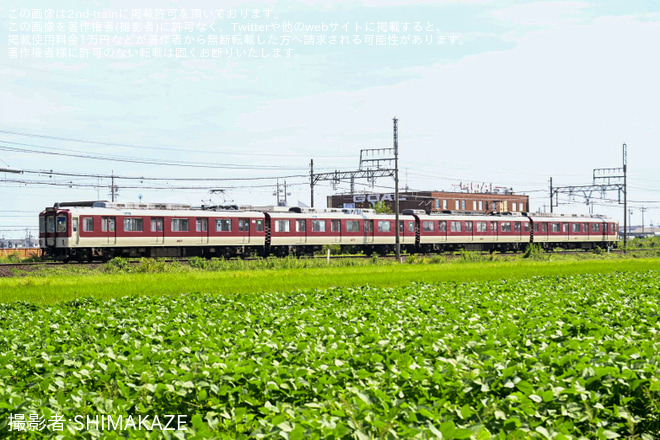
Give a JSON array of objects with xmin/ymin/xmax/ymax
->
[
  {"xmin": 17, "ymin": 168, "xmax": 309, "ymax": 182},
  {"xmin": 0, "ymin": 128, "xmax": 354, "ymax": 159},
  {"xmin": 0, "ymin": 177, "xmax": 310, "ymax": 191},
  {"xmin": 0, "ymin": 142, "xmax": 308, "ymax": 170}
]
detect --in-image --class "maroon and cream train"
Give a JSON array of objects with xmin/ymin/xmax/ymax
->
[{"xmin": 39, "ymin": 201, "xmax": 619, "ymax": 261}]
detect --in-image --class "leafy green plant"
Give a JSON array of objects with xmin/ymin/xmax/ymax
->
[{"xmin": 2, "ymin": 271, "xmax": 659, "ymax": 438}]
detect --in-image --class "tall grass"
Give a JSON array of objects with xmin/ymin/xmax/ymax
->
[{"xmin": 1, "ymin": 258, "xmax": 659, "ymax": 305}]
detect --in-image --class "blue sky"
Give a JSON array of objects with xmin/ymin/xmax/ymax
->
[{"xmin": 1, "ymin": 0, "xmax": 659, "ymax": 239}]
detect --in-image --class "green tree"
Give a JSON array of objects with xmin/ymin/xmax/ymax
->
[{"xmin": 373, "ymin": 200, "xmax": 393, "ymax": 213}]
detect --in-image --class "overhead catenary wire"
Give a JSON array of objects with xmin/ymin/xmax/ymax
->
[
  {"xmin": 0, "ymin": 142, "xmax": 309, "ymax": 171},
  {"xmin": 0, "ymin": 129, "xmax": 355, "ymax": 159}
]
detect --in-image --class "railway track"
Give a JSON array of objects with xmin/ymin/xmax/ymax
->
[{"xmin": 0, "ymin": 247, "xmax": 655, "ymax": 268}]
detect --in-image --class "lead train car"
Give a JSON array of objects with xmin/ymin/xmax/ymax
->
[
  {"xmin": 39, "ymin": 201, "xmax": 267, "ymax": 261},
  {"xmin": 39, "ymin": 201, "xmax": 619, "ymax": 261}
]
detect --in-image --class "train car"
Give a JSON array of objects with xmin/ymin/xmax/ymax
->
[
  {"xmin": 410, "ymin": 212, "xmax": 532, "ymax": 252},
  {"xmin": 528, "ymin": 213, "xmax": 618, "ymax": 250},
  {"xmin": 39, "ymin": 201, "xmax": 266, "ymax": 261},
  {"xmin": 265, "ymin": 208, "xmax": 417, "ymax": 256}
]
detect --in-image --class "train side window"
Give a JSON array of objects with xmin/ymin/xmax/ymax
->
[
  {"xmin": 151, "ymin": 218, "xmax": 164, "ymax": 232},
  {"xmin": 216, "ymin": 219, "xmax": 231, "ymax": 232},
  {"xmin": 172, "ymin": 218, "xmax": 189, "ymax": 232},
  {"xmin": 584, "ymin": 223, "xmax": 589, "ymax": 232},
  {"xmin": 378, "ymin": 221, "xmax": 391, "ymax": 232},
  {"xmin": 534, "ymin": 223, "xmax": 539, "ymax": 232},
  {"xmin": 255, "ymin": 219, "xmax": 264, "ymax": 232},
  {"xmin": 296, "ymin": 219, "xmax": 306, "ymax": 232},
  {"xmin": 346, "ymin": 220, "xmax": 360, "ymax": 232},
  {"xmin": 423, "ymin": 221, "xmax": 434, "ymax": 232},
  {"xmin": 477, "ymin": 221, "xmax": 487, "ymax": 232},
  {"xmin": 562, "ymin": 223, "xmax": 569, "ymax": 233},
  {"xmin": 551, "ymin": 223, "xmax": 560, "ymax": 232},
  {"xmin": 524, "ymin": 223, "xmax": 529, "ymax": 232},
  {"xmin": 592, "ymin": 223, "xmax": 600, "ymax": 232},
  {"xmin": 572, "ymin": 223, "xmax": 580, "ymax": 232},
  {"xmin": 451, "ymin": 221, "xmax": 462, "ymax": 232},
  {"xmin": 439, "ymin": 221, "xmax": 447, "ymax": 232},
  {"xmin": 124, "ymin": 218, "xmax": 144, "ymax": 232},
  {"xmin": 72, "ymin": 218, "xmax": 78, "ymax": 232},
  {"xmin": 365, "ymin": 220, "xmax": 373, "ymax": 232},
  {"xmin": 275, "ymin": 220, "xmax": 290, "ymax": 232},
  {"xmin": 331, "ymin": 220, "xmax": 341, "ymax": 232},
  {"xmin": 465, "ymin": 221, "xmax": 473, "ymax": 232},
  {"xmin": 312, "ymin": 220, "xmax": 326, "ymax": 232},
  {"xmin": 83, "ymin": 217, "xmax": 94, "ymax": 232},
  {"xmin": 408, "ymin": 222, "xmax": 414, "ymax": 233},
  {"xmin": 514, "ymin": 222, "xmax": 521, "ymax": 232},
  {"xmin": 501, "ymin": 222, "xmax": 511, "ymax": 232},
  {"xmin": 238, "ymin": 219, "xmax": 250, "ymax": 232},
  {"xmin": 39, "ymin": 217, "xmax": 46, "ymax": 233},
  {"xmin": 542, "ymin": 223, "xmax": 548, "ymax": 232}
]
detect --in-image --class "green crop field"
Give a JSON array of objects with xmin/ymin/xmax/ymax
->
[
  {"xmin": 1, "ymin": 258, "xmax": 659, "ymax": 305},
  {"xmin": 1, "ymin": 268, "xmax": 659, "ymax": 439}
]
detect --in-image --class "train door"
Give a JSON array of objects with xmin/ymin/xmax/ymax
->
[
  {"xmin": 45, "ymin": 215, "xmax": 56, "ymax": 248},
  {"xmin": 438, "ymin": 220, "xmax": 448, "ymax": 243},
  {"xmin": 364, "ymin": 219, "xmax": 374, "ymax": 244},
  {"xmin": 296, "ymin": 219, "xmax": 307, "ymax": 244},
  {"xmin": 331, "ymin": 219, "xmax": 341, "ymax": 244},
  {"xmin": 238, "ymin": 218, "xmax": 251, "ymax": 244},
  {"xmin": 72, "ymin": 217, "xmax": 79, "ymax": 245},
  {"xmin": 102, "ymin": 217, "xmax": 116, "ymax": 245},
  {"xmin": 196, "ymin": 218, "xmax": 209, "ymax": 244},
  {"xmin": 151, "ymin": 217, "xmax": 164, "ymax": 245}
]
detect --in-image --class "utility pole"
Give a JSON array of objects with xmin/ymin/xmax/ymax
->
[
  {"xmin": 274, "ymin": 179, "xmax": 291, "ymax": 206},
  {"xmin": 549, "ymin": 177, "xmax": 553, "ymax": 214},
  {"xmin": 623, "ymin": 143, "xmax": 627, "ymax": 249},
  {"xmin": 393, "ymin": 117, "xmax": 400, "ymax": 262},
  {"xmin": 629, "ymin": 209, "xmax": 633, "ymax": 236},
  {"xmin": 310, "ymin": 159, "xmax": 314, "ymax": 208},
  {"xmin": 110, "ymin": 172, "xmax": 117, "ymax": 202},
  {"xmin": 640, "ymin": 207, "xmax": 647, "ymax": 235}
]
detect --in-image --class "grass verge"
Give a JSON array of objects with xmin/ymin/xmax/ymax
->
[{"xmin": 1, "ymin": 258, "xmax": 659, "ymax": 304}]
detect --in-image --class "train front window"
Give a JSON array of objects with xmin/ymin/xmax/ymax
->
[{"xmin": 56, "ymin": 216, "xmax": 67, "ymax": 233}]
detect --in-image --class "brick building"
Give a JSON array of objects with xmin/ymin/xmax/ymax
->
[{"xmin": 327, "ymin": 190, "xmax": 530, "ymax": 214}]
